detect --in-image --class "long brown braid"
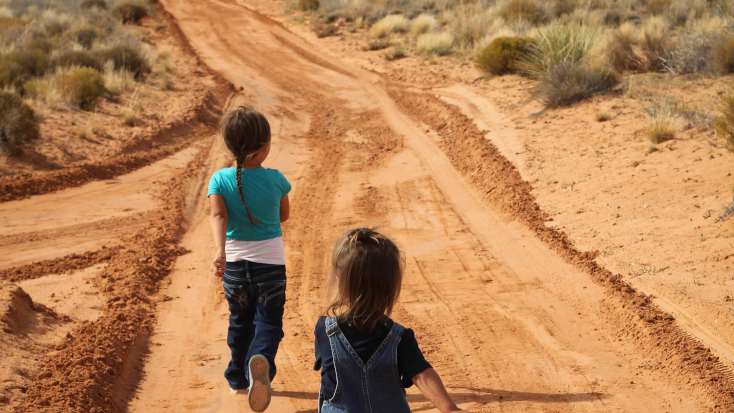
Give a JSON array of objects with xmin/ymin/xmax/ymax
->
[{"xmin": 220, "ymin": 106, "xmax": 271, "ymax": 225}]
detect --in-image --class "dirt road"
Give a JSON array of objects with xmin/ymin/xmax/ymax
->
[{"xmin": 2, "ymin": 0, "xmax": 733, "ymax": 412}]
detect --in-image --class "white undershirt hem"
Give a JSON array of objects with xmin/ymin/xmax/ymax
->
[{"xmin": 225, "ymin": 237, "xmax": 286, "ymax": 265}]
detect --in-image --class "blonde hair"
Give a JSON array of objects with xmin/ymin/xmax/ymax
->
[
  {"xmin": 324, "ymin": 228, "xmax": 404, "ymax": 332},
  {"xmin": 220, "ymin": 106, "xmax": 271, "ymax": 225}
]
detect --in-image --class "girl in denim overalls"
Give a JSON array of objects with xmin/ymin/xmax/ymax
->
[
  {"xmin": 208, "ymin": 107, "xmax": 291, "ymax": 412},
  {"xmin": 314, "ymin": 228, "xmax": 470, "ymax": 413}
]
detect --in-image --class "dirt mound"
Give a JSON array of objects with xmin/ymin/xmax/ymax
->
[
  {"xmin": 389, "ymin": 88, "xmax": 734, "ymax": 411},
  {"xmin": 0, "ymin": 246, "xmax": 122, "ymax": 283}
]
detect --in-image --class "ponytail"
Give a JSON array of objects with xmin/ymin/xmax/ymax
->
[{"xmin": 235, "ymin": 158, "xmax": 261, "ymax": 226}]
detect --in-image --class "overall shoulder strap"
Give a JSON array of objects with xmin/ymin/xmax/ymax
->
[
  {"xmin": 324, "ymin": 316, "xmax": 341, "ymax": 338},
  {"xmin": 387, "ymin": 322, "xmax": 405, "ymax": 346}
]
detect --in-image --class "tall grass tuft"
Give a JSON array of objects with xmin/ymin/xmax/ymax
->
[
  {"xmin": 605, "ymin": 23, "xmax": 644, "ymax": 72},
  {"xmin": 417, "ymin": 31, "xmax": 454, "ymax": 56},
  {"xmin": 646, "ymin": 106, "xmax": 679, "ymax": 144},
  {"xmin": 499, "ymin": 0, "xmax": 547, "ymax": 25},
  {"xmin": 371, "ymin": 14, "xmax": 409, "ymax": 38},
  {"xmin": 411, "ymin": 14, "xmax": 438, "ymax": 36},
  {"xmin": 517, "ymin": 23, "xmax": 598, "ymax": 78},
  {"xmin": 714, "ymin": 95, "xmax": 734, "ymax": 152},
  {"xmin": 641, "ymin": 16, "xmax": 671, "ymax": 72},
  {"xmin": 538, "ymin": 61, "xmax": 620, "ymax": 108},
  {"xmin": 102, "ymin": 60, "xmax": 136, "ymax": 95}
]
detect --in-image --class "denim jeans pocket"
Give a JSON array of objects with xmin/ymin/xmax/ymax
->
[
  {"xmin": 223, "ymin": 281, "xmax": 249, "ymax": 307},
  {"xmin": 257, "ymin": 280, "xmax": 287, "ymax": 306}
]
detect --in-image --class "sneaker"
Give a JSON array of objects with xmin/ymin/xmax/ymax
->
[
  {"xmin": 229, "ymin": 387, "xmax": 247, "ymax": 396},
  {"xmin": 247, "ymin": 355, "xmax": 272, "ymax": 412}
]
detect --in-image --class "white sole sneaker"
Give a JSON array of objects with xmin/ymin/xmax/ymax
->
[{"xmin": 248, "ymin": 355, "xmax": 271, "ymax": 412}]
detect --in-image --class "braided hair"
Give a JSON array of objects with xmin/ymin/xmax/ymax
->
[{"xmin": 220, "ymin": 106, "xmax": 271, "ymax": 225}]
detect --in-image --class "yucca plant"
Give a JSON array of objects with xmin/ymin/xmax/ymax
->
[{"xmin": 517, "ymin": 23, "xmax": 599, "ymax": 78}]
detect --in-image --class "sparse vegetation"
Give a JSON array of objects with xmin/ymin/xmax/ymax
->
[
  {"xmin": 121, "ymin": 109, "xmax": 136, "ymax": 126},
  {"xmin": 518, "ymin": 23, "xmax": 598, "ymax": 79},
  {"xmin": 0, "ymin": 92, "xmax": 38, "ymax": 155},
  {"xmin": 417, "ymin": 32, "xmax": 454, "ymax": 56},
  {"xmin": 411, "ymin": 14, "xmax": 438, "ymax": 37},
  {"xmin": 298, "ymin": 0, "xmax": 319, "ymax": 11},
  {"xmin": 475, "ymin": 36, "xmax": 531, "ymax": 76},
  {"xmin": 55, "ymin": 67, "xmax": 106, "ymax": 111},
  {"xmin": 605, "ymin": 23, "xmax": 644, "ymax": 72},
  {"xmin": 646, "ymin": 106, "xmax": 678, "ymax": 144},
  {"xmin": 713, "ymin": 36, "xmax": 734, "ymax": 75},
  {"xmin": 538, "ymin": 62, "xmax": 619, "ymax": 108},
  {"xmin": 714, "ymin": 95, "xmax": 734, "ymax": 152},
  {"xmin": 384, "ymin": 44, "xmax": 405, "ymax": 61},
  {"xmin": 372, "ymin": 15, "xmax": 410, "ymax": 39},
  {"xmin": 312, "ymin": 20, "xmax": 338, "ymax": 38},
  {"xmin": 498, "ymin": 0, "xmax": 546, "ymax": 25},
  {"xmin": 595, "ymin": 110, "xmax": 611, "ymax": 122},
  {"xmin": 112, "ymin": 3, "xmax": 148, "ymax": 24},
  {"xmin": 98, "ymin": 46, "xmax": 148, "ymax": 78},
  {"xmin": 55, "ymin": 51, "xmax": 101, "ymax": 71},
  {"xmin": 363, "ymin": 39, "xmax": 390, "ymax": 51},
  {"xmin": 80, "ymin": 0, "xmax": 107, "ymax": 10}
]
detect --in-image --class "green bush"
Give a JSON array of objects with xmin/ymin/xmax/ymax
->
[
  {"xmin": 80, "ymin": 0, "xmax": 107, "ymax": 9},
  {"xmin": 97, "ymin": 46, "xmax": 148, "ymax": 78},
  {"xmin": 55, "ymin": 67, "xmax": 106, "ymax": 110},
  {"xmin": 475, "ymin": 36, "xmax": 531, "ymax": 75},
  {"xmin": 112, "ymin": 3, "xmax": 148, "ymax": 24},
  {"xmin": 298, "ymin": 0, "xmax": 319, "ymax": 11},
  {"xmin": 715, "ymin": 95, "xmax": 734, "ymax": 152},
  {"xmin": 56, "ymin": 51, "xmax": 102, "ymax": 70},
  {"xmin": 539, "ymin": 62, "xmax": 619, "ymax": 108},
  {"xmin": 75, "ymin": 27, "xmax": 99, "ymax": 49},
  {"xmin": 0, "ymin": 92, "xmax": 39, "ymax": 155},
  {"xmin": 713, "ymin": 37, "xmax": 734, "ymax": 75},
  {"xmin": 4, "ymin": 48, "xmax": 51, "ymax": 77},
  {"xmin": 499, "ymin": 0, "xmax": 547, "ymax": 25}
]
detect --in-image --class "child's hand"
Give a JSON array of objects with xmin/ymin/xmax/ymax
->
[{"xmin": 212, "ymin": 251, "xmax": 226, "ymax": 277}]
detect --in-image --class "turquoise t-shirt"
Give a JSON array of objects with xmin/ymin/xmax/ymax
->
[{"xmin": 207, "ymin": 167, "xmax": 291, "ymax": 242}]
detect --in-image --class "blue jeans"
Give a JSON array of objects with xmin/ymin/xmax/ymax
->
[{"xmin": 222, "ymin": 260, "xmax": 287, "ymax": 390}]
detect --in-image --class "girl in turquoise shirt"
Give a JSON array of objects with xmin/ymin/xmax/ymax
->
[{"xmin": 208, "ymin": 107, "xmax": 291, "ymax": 412}]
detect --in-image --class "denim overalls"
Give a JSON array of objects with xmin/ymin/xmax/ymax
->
[
  {"xmin": 318, "ymin": 316, "xmax": 412, "ymax": 413},
  {"xmin": 222, "ymin": 260, "xmax": 287, "ymax": 390}
]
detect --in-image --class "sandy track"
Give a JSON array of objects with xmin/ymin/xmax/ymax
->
[
  {"xmin": 1, "ymin": 0, "xmax": 732, "ymax": 411},
  {"xmin": 126, "ymin": 0, "xmax": 731, "ymax": 412}
]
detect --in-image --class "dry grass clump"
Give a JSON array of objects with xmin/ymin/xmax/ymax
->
[
  {"xmin": 640, "ymin": 16, "xmax": 671, "ymax": 72},
  {"xmin": 97, "ymin": 46, "xmax": 148, "ymax": 78},
  {"xmin": 417, "ymin": 31, "xmax": 454, "ymax": 56},
  {"xmin": 552, "ymin": 0, "xmax": 577, "ymax": 18},
  {"xmin": 411, "ymin": 14, "xmax": 438, "ymax": 36},
  {"xmin": 298, "ymin": 0, "xmax": 319, "ymax": 11},
  {"xmin": 475, "ymin": 36, "xmax": 532, "ymax": 75},
  {"xmin": 363, "ymin": 39, "xmax": 390, "ymax": 51},
  {"xmin": 312, "ymin": 20, "xmax": 338, "ymax": 38},
  {"xmin": 55, "ymin": 67, "xmax": 105, "ymax": 110},
  {"xmin": 0, "ymin": 91, "xmax": 38, "ymax": 155},
  {"xmin": 713, "ymin": 37, "xmax": 734, "ymax": 74},
  {"xmin": 80, "ymin": 0, "xmax": 107, "ymax": 10},
  {"xmin": 605, "ymin": 23, "xmax": 644, "ymax": 72},
  {"xmin": 103, "ymin": 60, "xmax": 136, "ymax": 95},
  {"xmin": 372, "ymin": 15, "xmax": 410, "ymax": 38},
  {"xmin": 646, "ymin": 106, "xmax": 678, "ymax": 144},
  {"xmin": 714, "ymin": 95, "xmax": 734, "ymax": 152},
  {"xmin": 121, "ymin": 109, "xmax": 136, "ymax": 126},
  {"xmin": 518, "ymin": 23, "xmax": 598, "ymax": 78},
  {"xmin": 538, "ymin": 62, "xmax": 619, "ymax": 108},
  {"xmin": 111, "ymin": 3, "xmax": 148, "ymax": 24},
  {"xmin": 55, "ymin": 51, "xmax": 101, "ymax": 71},
  {"xmin": 646, "ymin": 0, "xmax": 672, "ymax": 15},
  {"xmin": 384, "ymin": 44, "xmax": 406, "ymax": 61},
  {"xmin": 499, "ymin": 0, "xmax": 547, "ymax": 25},
  {"xmin": 595, "ymin": 110, "xmax": 611, "ymax": 122}
]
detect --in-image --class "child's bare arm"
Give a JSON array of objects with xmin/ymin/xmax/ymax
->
[
  {"xmin": 209, "ymin": 194, "xmax": 228, "ymax": 277},
  {"xmin": 412, "ymin": 368, "xmax": 470, "ymax": 413},
  {"xmin": 280, "ymin": 194, "xmax": 290, "ymax": 223}
]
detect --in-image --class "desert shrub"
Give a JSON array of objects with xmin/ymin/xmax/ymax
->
[
  {"xmin": 112, "ymin": 3, "xmax": 148, "ymax": 24},
  {"xmin": 605, "ymin": 25, "xmax": 644, "ymax": 72},
  {"xmin": 552, "ymin": 0, "xmax": 576, "ymax": 18},
  {"xmin": 0, "ymin": 92, "xmax": 38, "ymax": 155},
  {"xmin": 55, "ymin": 50, "xmax": 101, "ymax": 70},
  {"xmin": 417, "ymin": 31, "xmax": 454, "ymax": 55},
  {"xmin": 363, "ymin": 39, "xmax": 390, "ymax": 51},
  {"xmin": 75, "ymin": 27, "xmax": 99, "ymax": 49},
  {"xmin": 603, "ymin": 8, "xmax": 625, "ymax": 27},
  {"xmin": 97, "ymin": 46, "xmax": 148, "ymax": 78},
  {"xmin": 713, "ymin": 36, "xmax": 734, "ymax": 74},
  {"xmin": 646, "ymin": 106, "xmax": 678, "ymax": 143},
  {"xmin": 4, "ymin": 48, "xmax": 51, "ymax": 77},
  {"xmin": 298, "ymin": 0, "xmax": 319, "ymax": 11},
  {"xmin": 121, "ymin": 108, "xmax": 135, "ymax": 126},
  {"xmin": 372, "ymin": 14, "xmax": 409, "ymax": 38},
  {"xmin": 646, "ymin": 0, "xmax": 671, "ymax": 15},
  {"xmin": 411, "ymin": 13, "xmax": 438, "ymax": 36},
  {"xmin": 475, "ymin": 36, "xmax": 531, "ymax": 75},
  {"xmin": 384, "ymin": 44, "xmax": 405, "ymax": 61},
  {"xmin": 102, "ymin": 60, "xmax": 135, "ymax": 94},
  {"xmin": 55, "ymin": 67, "xmax": 105, "ymax": 110},
  {"xmin": 641, "ymin": 16, "xmax": 671, "ymax": 72},
  {"xmin": 312, "ymin": 20, "xmax": 338, "ymax": 37},
  {"xmin": 714, "ymin": 95, "xmax": 734, "ymax": 152},
  {"xmin": 499, "ymin": 0, "xmax": 547, "ymax": 25},
  {"xmin": 80, "ymin": 0, "xmax": 107, "ymax": 9},
  {"xmin": 538, "ymin": 61, "xmax": 619, "ymax": 108},
  {"xmin": 0, "ymin": 16, "xmax": 26, "ymax": 36},
  {"xmin": 29, "ymin": 38, "xmax": 54, "ymax": 54},
  {"xmin": 664, "ymin": 31, "xmax": 717, "ymax": 75},
  {"xmin": 595, "ymin": 110, "xmax": 611, "ymax": 122},
  {"xmin": 0, "ymin": 60, "xmax": 23, "ymax": 90},
  {"xmin": 518, "ymin": 23, "xmax": 598, "ymax": 78}
]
